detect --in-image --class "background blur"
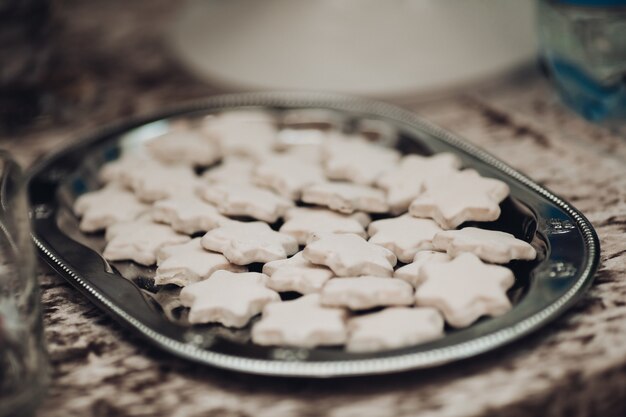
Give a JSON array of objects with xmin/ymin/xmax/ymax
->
[
  {"xmin": 2, "ymin": 0, "xmax": 624, "ymax": 151},
  {"xmin": 0, "ymin": 0, "xmax": 540, "ymax": 134},
  {"xmin": 0, "ymin": 0, "xmax": 217, "ymax": 134}
]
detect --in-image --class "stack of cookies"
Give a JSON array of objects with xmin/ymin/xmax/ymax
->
[{"xmin": 74, "ymin": 109, "xmax": 537, "ymax": 352}]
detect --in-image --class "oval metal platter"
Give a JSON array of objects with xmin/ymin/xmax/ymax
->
[{"xmin": 27, "ymin": 92, "xmax": 600, "ymax": 377}]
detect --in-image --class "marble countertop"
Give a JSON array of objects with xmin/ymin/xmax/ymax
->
[{"xmin": 2, "ymin": 1, "xmax": 625, "ymax": 416}]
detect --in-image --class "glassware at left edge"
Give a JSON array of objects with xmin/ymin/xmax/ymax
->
[{"xmin": 0, "ymin": 151, "xmax": 48, "ymax": 417}]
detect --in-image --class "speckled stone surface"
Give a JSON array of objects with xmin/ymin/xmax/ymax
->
[{"xmin": 1, "ymin": 1, "xmax": 625, "ymax": 416}]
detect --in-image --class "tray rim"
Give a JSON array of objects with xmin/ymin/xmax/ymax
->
[{"xmin": 27, "ymin": 92, "xmax": 601, "ymax": 377}]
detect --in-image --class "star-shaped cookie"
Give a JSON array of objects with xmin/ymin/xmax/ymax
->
[
  {"xmin": 320, "ymin": 276, "xmax": 414, "ymax": 310},
  {"xmin": 123, "ymin": 163, "xmax": 200, "ymax": 203},
  {"xmin": 367, "ymin": 215, "xmax": 443, "ymax": 263},
  {"xmin": 105, "ymin": 213, "xmax": 151, "ymax": 240},
  {"xmin": 394, "ymin": 251, "xmax": 451, "ymax": 287},
  {"xmin": 303, "ymin": 233, "xmax": 397, "ymax": 277},
  {"xmin": 275, "ymin": 128, "xmax": 327, "ymax": 154},
  {"xmin": 253, "ymin": 154, "xmax": 326, "ymax": 200},
  {"xmin": 279, "ymin": 207, "xmax": 371, "ymax": 245},
  {"xmin": 415, "ymin": 253, "xmax": 515, "ymax": 328},
  {"xmin": 154, "ymin": 238, "xmax": 247, "ymax": 286},
  {"xmin": 322, "ymin": 136, "xmax": 400, "ymax": 185},
  {"xmin": 433, "ymin": 227, "xmax": 537, "ymax": 264},
  {"xmin": 262, "ymin": 252, "xmax": 335, "ymax": 294},
  {"xmin": 201, "ymin": 221, "xmax": 298, "ymax": 265},
  {"xmin": 409, "ymin": 169, "xmax": 510, "ymax": 229},
  {"xmin": 376, "ymin": 153, "xmax": 461, "ymax": 214},
  {"xmin": 74, "ymin": 185, "xmax": 149, "ymax": 232},
  {"xmin": 202, "ymin": 112, "xmax": 277, "ymax": 161},
  {"xmin": 251, "ymin": 294, "xmax": 347, "ymax": 348},
  {"xmin": 145, "ymin": 130, "xmax": 221, "ymax": 167},
  {"xmin": 278, "ymin": 143, "xmax": 324, "ymax": 163},
  {"xmin": 301, "ymin": 182, "xmax": 388, "ymax": 214},
  {"xmin": 197, "ymin": 183, "xmax": 293, "ymax": 223},
  {"xmin": 152, "ymin": 195, "xmax": 229, "ymax": 235},
  {"xmin": 202, "ymin": 156, "xmax": 255, "ymax": 185},
  {"xmin": 180, "ymin": 270, "xmax": 280, "ymax": 327},
  {"xmin": 346, "ymin": 307, "xmax": 444, "ymax": 352},
  {"xmin": 103, "ymin": 218, "xmax": 190, "ymax": 266},
  {"xmin": 98, "ymin": 153, "xmax": 158, "ymax": 184}
]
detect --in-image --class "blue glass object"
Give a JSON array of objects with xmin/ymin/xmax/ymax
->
[{"xmin": 538, "ymin": 0, "xmax": 626, "ymax": 123}]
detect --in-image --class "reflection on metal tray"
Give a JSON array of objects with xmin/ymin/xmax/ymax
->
[{"xmin": 27, "ymin": 93, "xmax": 600, "ymax": 377}]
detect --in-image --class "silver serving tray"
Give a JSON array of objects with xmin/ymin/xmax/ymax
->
[{"xmin": 27, "ymin": 93, "xmax": 600, "ymax": 377}]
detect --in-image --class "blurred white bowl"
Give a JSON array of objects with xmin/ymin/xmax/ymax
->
[{"xmin": 169, "ymin": 0, "xmax": 536, "ymax": 98}]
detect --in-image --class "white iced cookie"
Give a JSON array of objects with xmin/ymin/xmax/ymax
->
[
  {"xmin": 320, "ymin": 276, "xmax": 414, "ymax": 310},
  {"xmin": 202, "ymin": 156, "xmax": 255, "ymax": 185},
  {"xmin": 278, "ymin": 143, "xmax": 324, "ymax": 163},
  {"xmin": 409, "ymin": 169, "xmax": 510, "ymax": 229},
  {"xmin": 154, "ymin": 238, "xmax": 246, "ymax": 286},
  {"xmin": 152, "ymin": 195, "xmax": 229, "ymax": 235},
  {"xmin": 201, "ymin": 221, "xmax": 298, "ymax": 265},
  {"xmin": 145, "ymin": 130, "xmax": 221, "ymax": 167},
  {"xmin": 251, "ymin": 294, "xmax": 347, "ymax": 348},
  {"xmin": 124, "ymin": 163, "xmax": 200, "ymax": 203},
  {"xmin": 415, "ymin": 253, "xmax": 515, "ymax": 328},
  {"xmin": 322, "ymin": 136, "xmax": 400, "ymax": 185},
  {"xmin": 367, "ymin": 215, "xmax": 443, "ymax": 263},
  {"xmin": 103, "ymin": 218, "xmax": 190, "ymax": 266},
  {"xmin": 301, "ymin": 182, "xmax": 388, "ymax": 214},
  {"xmin": 303, "ymin": 233, "xmax": 397, "ymax": 277},
  {"xmin": 275, "ymin": 128, "xmax": 327, "ymax": 153},
  {"xmin": 202, "ymin": 111, "xmax": 277, "ymax": 161},
  {"xmin": 346, "ymin": 307, "xmax": 444, "ymax": 352},
  {"xmin": 433, "ymin": 227, "xmax": 537, "ymax": 264},
  {"xmin": 279, "ymin": 207, "xmax": 371, "ymax": 245},
  {"xmin": 394, "ymin": 251, "xmax": 451, "ymax": 287},
  {"xmin": 180, "ymin": 270, "xmax": 280, "ymax": 328},
  {"xmin": 253, "ymin": 154, "xmax": 326, "ymax": 200},
  {"xmin": 262, "ymin": 252, "xmax": 334, "ymax": 294},
  {"xmin": 98, "ymin": 153, "xmax": 158, "ymax": 184},
  {"xmin": 197, "ymin": 183, "xmax": 293, "ymax": 223},
  {"xmin": 104, "ymin": 213, "xmax": 151, "ymax": 240},
  {"xmin": 74, "ymin": 185, "xmax": 149, "ymax": 232},
  {"xmin": 376, "ymin": 153, "xmax": 461, "ymax": 214}
]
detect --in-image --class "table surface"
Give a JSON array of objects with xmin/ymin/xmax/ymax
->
[{"xmin": 2, "ymin": 2, "xmax": 626, "ymax": 417}]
